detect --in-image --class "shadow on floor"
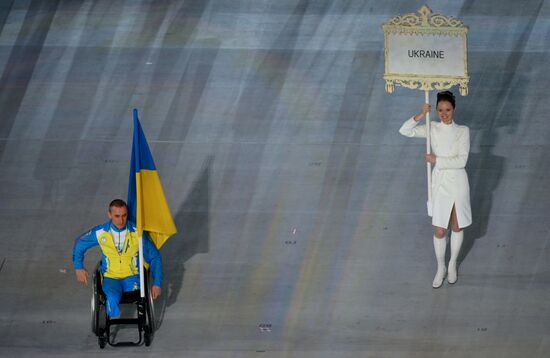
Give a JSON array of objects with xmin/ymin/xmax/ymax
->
[{"xmin": 154, "ymin": 155, "xmax": 212, "ymax": 329}]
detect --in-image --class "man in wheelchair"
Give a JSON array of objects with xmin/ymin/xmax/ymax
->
[{"xmin": 72, "ymin": 199, "xmax": 162, "ymax": 319}]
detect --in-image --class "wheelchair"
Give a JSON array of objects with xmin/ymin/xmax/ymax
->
[{"xmin": 91, "ymin": 262, "xmax": 156, "ymax": 348}]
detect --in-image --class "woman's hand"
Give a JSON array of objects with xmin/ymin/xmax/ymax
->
[
  {"xmin": 425, "ymin": 153, "xmax": 436, "ymax": 164},
  {"xmin": 414, "ymin": 103, "xmax": 431, "ymax": 122}
]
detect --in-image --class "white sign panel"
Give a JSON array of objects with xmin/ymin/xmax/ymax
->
[
  {"xmin": 387, "ymin": 33, "xmax": 465, "ymax": 77},
  {"xmin": 382, "ymin": 5, "xmax": 469, "ymax": 95}
]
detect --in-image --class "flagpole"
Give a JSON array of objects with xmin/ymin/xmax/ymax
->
[
  {"xmin": 139, "ymin": 235, "xmax": 145, "ymax": 298},
  {"xmin": 425, "ymin": 90, "xmax": 432, "ymax": 216}
]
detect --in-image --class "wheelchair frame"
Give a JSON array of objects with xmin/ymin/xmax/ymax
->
[{"xmin": 91, "ymin": 262, "xmax": 156, "ymax": 348}]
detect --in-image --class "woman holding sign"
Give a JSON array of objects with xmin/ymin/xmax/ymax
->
[{"xmin": 399, "ymin": 91, "xmax": 472, "ymax": 288}]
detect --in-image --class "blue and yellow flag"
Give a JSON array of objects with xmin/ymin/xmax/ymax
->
[{"xmin": 128, "ymin": 109, "xmax": 177, "ymax": 249}]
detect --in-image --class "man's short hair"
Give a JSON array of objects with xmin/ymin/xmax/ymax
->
[{"xmin": 109, "ymin": 199, "xmax": 128, "ymax": 211}]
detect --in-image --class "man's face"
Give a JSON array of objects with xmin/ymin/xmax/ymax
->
[{"xmin": 108, "ymin": 206, "xmax": 128, "ymax": 229}]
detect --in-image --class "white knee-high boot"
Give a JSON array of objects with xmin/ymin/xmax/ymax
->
[
  {"xmin": 432, "ymin": 236, "xmax": 447, "ymax": 288},
  {"xmin": 448, "ymin": 230, "xmax": 463, "ymax": 284}
]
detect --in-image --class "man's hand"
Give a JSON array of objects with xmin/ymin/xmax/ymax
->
[
  {"xmin": 151, "ymin": 285, "xmax": 162, "ymax": 300},
  {"xmin": 75, "ymin": 268, "xmax": 89, "ymax": 285}
]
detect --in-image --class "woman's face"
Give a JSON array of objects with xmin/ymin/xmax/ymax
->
[{"xmin": 437, "ymin": 100, "xmax": 454, "ymax": 124}]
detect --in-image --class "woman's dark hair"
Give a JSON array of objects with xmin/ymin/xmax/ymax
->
[{"xmin": 436, "ymin": 90, "xmax": 456, "ymax": 109}]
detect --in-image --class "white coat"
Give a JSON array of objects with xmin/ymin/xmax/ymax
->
[{"xmin": 399, "ymin": 117, "xmax": 472, "ymax": 229}]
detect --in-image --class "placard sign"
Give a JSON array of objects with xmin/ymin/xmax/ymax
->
[{"xmin": 383, "ymin": 5, "xmax": 469, "ymax": 95}]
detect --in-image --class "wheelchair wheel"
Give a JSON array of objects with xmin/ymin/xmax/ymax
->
[
  {"xmin": 144, "ymin": 328, "xmax": 152, "ymax": 347},
  {"xmin": 91, "ymin": 267, "xmax": 101, "ymax": 335},
  {"xmin": 145, "ymin": 269, "xmax": 156, "ymax": 334},
  {"xmin": 141, "ymin": 268, "xmax": 156, "ymax": 347},
  {"xmin": 98, "ymin": 334, "xmax": 106, "ymax": 349}
]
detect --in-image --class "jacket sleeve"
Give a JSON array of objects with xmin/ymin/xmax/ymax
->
[
  {"xmin": 143, "ymin": 233, "xmax": 163, "ymax": 287},
  {"xmin": 436, "ymin": 127, "xmax": 470, "ymax": 169},
  {"xmin": 72, "ymin": 229, "xmax": 99, "ymax": 269},
  {"xmin": 399, "ymin": 117, "xmax": 427, "ymax": 138}
]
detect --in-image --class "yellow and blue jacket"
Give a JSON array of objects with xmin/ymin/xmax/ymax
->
[{"xmin": 72, "ymin": 220, "xmax": 162, "ymax": 286}]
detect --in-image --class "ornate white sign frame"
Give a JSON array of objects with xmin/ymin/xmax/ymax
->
[{"xmin": 383, "ymin": 5, "xmax": 469, "ymax": 96}]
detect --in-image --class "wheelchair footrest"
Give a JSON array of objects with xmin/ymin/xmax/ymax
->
[
  {"xmin": 108, "ymin": 318, "xmax": 140, "ymax": 325},
  {"xmin": 105, "ymin": 320, "xmax": 145, "ymax": 347},
  {"xmin": 110, "ymin": 340, "xmax": 142, "ymax": 347}
]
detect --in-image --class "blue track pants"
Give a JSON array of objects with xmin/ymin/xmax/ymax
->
[{"xmin": 102, "ymin": 274, "xmax": 140, "ymax": 317}]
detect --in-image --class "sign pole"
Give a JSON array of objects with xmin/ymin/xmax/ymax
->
[{"xmin": 425, "ymin": 90, "xmax": 432, "ymax": 216}]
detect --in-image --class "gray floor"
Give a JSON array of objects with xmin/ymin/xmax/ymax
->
[{"xmin": 0, "ymin": 0, "xmax": 549, "ymax": 357}]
